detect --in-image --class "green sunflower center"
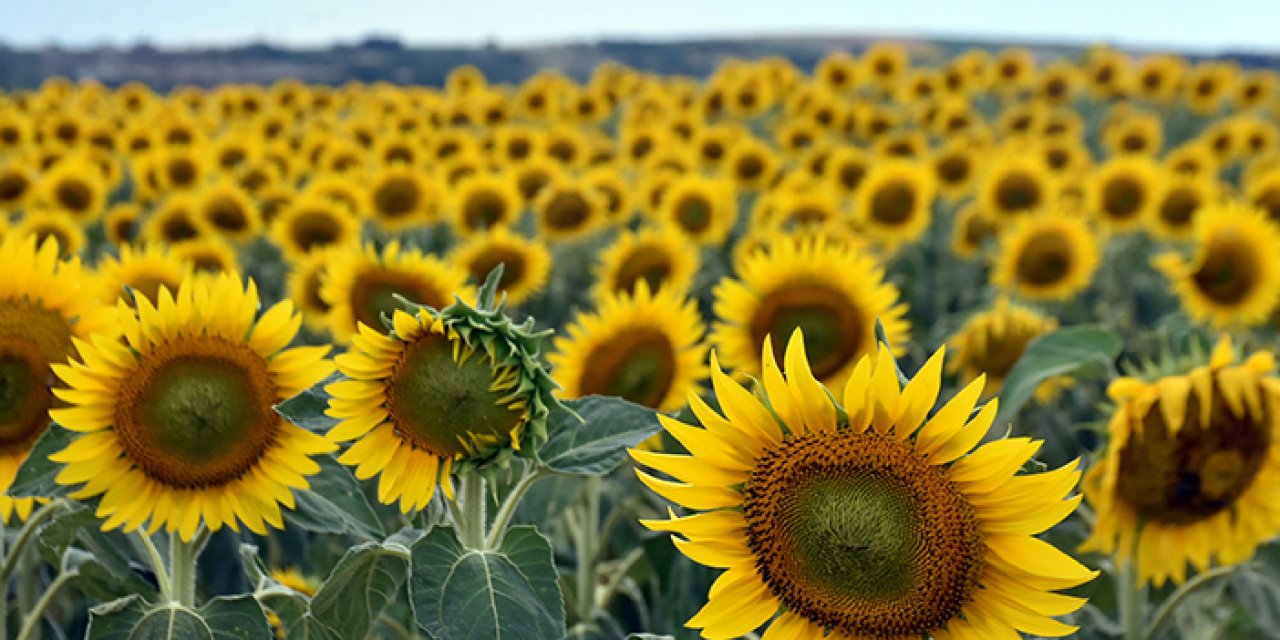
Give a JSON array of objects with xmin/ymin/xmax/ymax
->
[
  {"xmin": 994, "ymin": 171, "xmax": 1042, "ymax": 215},
  {"xmin": 578, "ymin": 330, "xmax": 677, "ymax": 408},
  {"xmin": 869, "ymin": 180, "xmax": 916, "ymax": 226},
  {"xmin": 386, "ymin": 332, "xmax": 525, "ymax": 458},
  {"xmin": 743, "ymin": 430, "xmax": 983, "ymax": 637},
  {"xmin": 1117, "ymin": 375, "xmax": 1271, "ymax": 525},
  {"xmin": 750, "ymin": 281, "xmax": 863, "ymax": 381},
  {"xmin": 1192, "ymin": 232, "xmax": 1259, "ymax": 306},
  {"xmin": 0, "ymin": 339, "xmax": 53, "ymax": 455},
  {"xmin": 673, "ymin": 194, "xmax": 713, "ymax": 233},
  {"xmin": 115, "ymin": 337, "xmax": 280, "ymax": 488}
]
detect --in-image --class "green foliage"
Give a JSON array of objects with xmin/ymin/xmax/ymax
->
[
  {"xmin": 308, "ymin": 535, "xmax": 414, "ymax": 639},
  {"xmin": 994, "ymin": 324, "xmax": 1123, "ymax": 429},
  {"xmin": 8, "ymin": 423, "xmax": 76, "ymax": 498},
  {"xmin": 86, "ymin": 595, "xmax": 270, "ymax": 640},
  {"xmin": 539, "ymin": 396, "xmax": 662, "ymax": 475},
  {"xmin": 283, "ymin": 454, "xmax": 384, "ymax": 540}
]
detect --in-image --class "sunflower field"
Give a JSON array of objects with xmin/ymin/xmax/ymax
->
[{"xmin": 3, "ymin": 43, "xmax": 1280, "ymax": 639}]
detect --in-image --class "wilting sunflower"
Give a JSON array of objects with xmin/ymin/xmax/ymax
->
[
  {"xmin": 95, "ymin": 242, "xmax": 193, "ymax": 306},
  {"xmin": 977, "ymin": 153, "xmax": 1055, "ymax": 221},
  {"xmin": 49, "ymin": 273, "xmax": 336, "ymax": 540},
  {"xmin": 324, "ymin": 291, "xmax": 561, "ymax": 512},
  {"xmin": 656, "ymin": 175, "xmax": 736, "ymax": 246},
  {"xmin": 37, "ymin": 156, "xmax": 106, "ymax": 223},
  {"xmin": 321, "ymin": 241, "xmax": 474, "ymax": 343},
  {"xmin": 366, "ymin": 166, "xmax": 437, "ymax": 231},
  {"xmin": 0, "ymin": 234, "xmax": 112, "ymax": 522},
  {"xmin": 1153, "ymin": 203, "xmax": 1280, "ymax": 328},
  {"xmin": 551, "ymin": 282, "xmax": 706, "ymax": 411},
  {"xmin": 1087, "ymin": 156, "xmax": 1163, "ymax": 233},
  {"xmin": 593, "ymin": 226, "xmax": 699, "ymax": 300},
  {"xmin": 10, "ymin": 211, "xmax": 86, "ymax": 258},
  {"xmin": 534, "ymin": 177, "xmax": 606, "ymax": 242},
  {"xmin": 270, "ymin": 196, "xmax": 361, "ymax": 262},
  {"xmin": 448, "ymin": 227, "xmax": 551, "ymax": 306},
  {"xmin": 1148, "ymin": 174, "xmax": 1219, "ymax": 241},
  {"xmin": 854, "ymin": 159, "xmax": 936, "ymax": 244},
  {"xmin": 634, "ymin": 331, "xmax": 1095, "ymax": 639},
  {"xmin": 451, "ymin": 173, "xmax": 523, "ymax": 237},
  {"xmin": 948, "ymin": 297, "xmax": 1063, "ymax": 399},
  {"xmin": 197, "ymin": 180, "xmax": 263, "ymax": 244},
  {"xmin": 1081, "ymin": 338, "xmax": 1280, "ymax": 586},
  {"xmin": 992, "ymin": 211, "xmax": 1101, "ymax": 301},
  {"xmin": 712, "ymin": 237, "xmax": 908, "ymax": 388}
]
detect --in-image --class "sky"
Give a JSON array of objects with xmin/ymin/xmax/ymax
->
[{"xmin": 2, "ymin": 0, "xmax": 1278, "ymax": 53}]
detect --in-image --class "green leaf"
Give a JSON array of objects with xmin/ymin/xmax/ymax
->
[
  {"xmin": 284, "ymin": 454, "xmax": 384, "ymax": 540},
  {"xmin": 994, "ymin": 325, "xmax": 1122, "ymax": 429},
  {"xmin": 308, "ymin": 538, "xmax": 412, "ymax": 640},
  {"xmin": 539, "ymin": 396, "xmax": 660, "ymax": 475},
  {"xmin": 410, "ymin": 525, "xmax": 565, "ymax": 640},
  {"xmin": 86, "ymin": 595, "xmax": 270, "ymax": 640},
  {"xmin": 8, "ymin": 423, "xmax": 76, "ymax": 497},
  {"xmin": 36, "ymin": 503, "xmax": 159, "ymax": 601},
  {"xmin": 627, "ymin": 635, "xmax": 677, "ymax": 640},
  {"xmin": 275, "ymin": 374, "xmax": 340, "ymax": 434}
]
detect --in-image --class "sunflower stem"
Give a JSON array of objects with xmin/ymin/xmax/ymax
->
[
  {"xmin": 574, "ymin": 477, "xmax": 602, "ymax": 627},
  {"xmin": 1144, "ymin": 564, "xmax": 1238, "ymax": 639},
  {"xmin": 0, "ymin": 499, "xmax": 66, "ymax": 622},
  {"xmin": 15, "ymin": 570, "xmax": 75, "ymax": 640},
  {"xmin": 136, "ymin": 532, "xmax": 173, "ymax": 603},
  {"xmin": 458, "ymin": 473, "xmax": 488, "ymax": 550},
  {"xmin": 1116, "ymin": 558, "xmax": 1146, "ymax": 640},
  {"xmin": 168, "ymin": 526, "xmax": 208, "ymax": 607},
  {"xmin": 484, "ymin": 467, "xmax": 547, "ymax": 549}
]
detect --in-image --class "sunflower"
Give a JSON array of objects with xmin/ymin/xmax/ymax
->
[
  {"xmin": 551, "ymin": 283, "xmax": 706, "ymax": 411},
  {"xmin": 977, "ymin": 153, "xmax": 1055, "ymax": 221},
  {"xmin": 49, "ymin": 273, "xmax": 335, "ymax": 540},
  {"xmin": 713, "ymin": 237, "xmax": 908, "ymax": 388},
  {"xmin": 693, "ymin": 125, "xmax": 739, "ymax": 171},
  {"xmin": 286, "ymin": 248, "xmax": 338, "ymax": 334},
  {"xmin": 142, "ymin": 193, "xmax": 211, "ymax": 245},
  {"xmin": 451, "ymin": 173, "xmax": 523, "ymax": 237},
  {"xmin": 764, "ymin": 189, "xmax": 843, "ymax": 234},
  {"xmin": 510, "ymin": 156, "xmax": 565, "ymax": 207},
  {"xmin": 1133, "ymin": 54, "xmax": 1186, "ymax": 103},
  {"xmin": 1087, "ymin": 156, "xmax": 1163, "ymax": 233},
  {"xmin": 324, "ymin": 295, "xmax": 560, "ymax": 512},
  {"xmin": 0, "ymin": 234, "xmax": 112, "ymax": 523},
  {"xmin": 197, "ymin": 180, "xmax": 262, "ymax": 244},
  {"xmin": 991, "ymin": 47, "xmax": 1037, "ymax": 94},
  {"xmin": 171, "ymin": 237, "xmax": 240, "ymax": 274},
  {"xmin": 1036, "ymin": 61, "xmax": 1079, "ymax": 105},
  {"xmin": 815, "ymin": 51, "xmax": 858, "ymax": 93},
  {"xmin": 1236, "ymin": 69, "xmax": 1277, "ymax": 110},
  {"xmin": 634, "ymin": 330, "xmax": 1095, "ymax": 639},
  {"xmin": 10, "ymin": 211, "xmax": 86, "ymax": 258},
  {"xmin": 948, "ymin": 297, "xmax": 1063, "ymax": 398},
  {"xmin": 724, "ymin": 138, "xmax": 779, "ymax": 191},
  {"xmin": 1149, "ymin": 174, "xmax": 1219, "ymax": 241},
  {"xmin": 582, "ymin": 166, "xmax": 634, "ymax": 224},
  {"xmin": 992, "ymin": 211, "xmax": 1101, "ymax": 301},
  {"xmin": 37, "ymin": 156, "xmax": 107, "ymax": 223},
  {"xmin": 534, "ymin": 177, "xmax": 606, "ymax": 242},
  {"xmin": 270, "ymin": 196, "xmax": 361, "ymax": 262},
  {"xmin": 0, "ymin": 162, "xmax": 36, "ymax": 214},
  {"xmin": 321, "ymin": 241, "xmax": 474, "ymax": 343},
  {"xmin": 1103, "ymin": 112, "xmax": 1164, "ymax": 157},
  {"xmin": 156, "ymin": 146, "xmax": 208, "ymax": 192},
  {"xmin": 1165, "ymin": 143, "xmax": 1218, "ymax": 178},
  {"xmin": 448, "ymin": 227, "xmax": 551, "ymax": 307},
  {"xmin": 301, "ymin": 173, "xmax": 366, "ymax": 219},
  {"xmin": 95, "ymin": 242, "xmax": 194, "ymax": 307},
  {"xmin": 1184, "ymin": 62, "xmax": 1237, "ymax": 115},
  {"xmin": 655, "ymin": 175, "xmax": 736, "ymax": 246},
  {"xmin": 1153, "ymin": 203, "xmax": 1280, "ymax": 329},
  {"xmin": 1084, "ymin": 48, "xmax": 1131, "ymax": 99},
  {"xmin": 931, "ymin": 143, "xmax": 981, "ymax": 200},
  {"xmin": 1246, "ymin": 169, "xmax": 1280, "ymax": 223},
  {"xmin": 366, "ymin": 166, "xmax": 437, "ymax": 231},
  {"xmin": 1081, "ymin": 338, "xmax": 1280, "ymax": 586},
  {"xmin": 492, "ymin": 126, "xmax": 545, "ymax": 165},
  {"xmin": 951, "ymin": 203, "xmax": 998, "ymax": 259},
  {"xmin": 593, "ymin": 226, "xmax": 699, "ymax": 300},
  {"xmin": 861, "ymin": 42, "xmax": 909, "ymax": 90},
  {"xmin": 854, "ymin": 159, "xmax": 935, "ymax": 245},
  {"xmin": 104, "ymin": 203, "xmax": 139, "ymax": 246}
]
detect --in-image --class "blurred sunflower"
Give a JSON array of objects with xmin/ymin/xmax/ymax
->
[
  {"xmin": 948, "ymin": 297, "xmax": 1063, "ymax": 399},
  {"xmin": 37, "ymin": 156, "xmax": 106, "ymax": 223},
  {"xmin": 977, "ymin": 153, "xmax": 1054, "ymax": 221},
  {"xmin": 49, "ymin": 273, "xmax": 336, "ymax": 540},
  {"xmin": 930, "ymin": 143, "xmax": 981, "ymax": 200},
  {"xmin": 724, "ymin": 138, "xmax": 779, "ymax": 191},
  {"xmin": 367, "ymin": 166, "xmax": 437, "ymax": 231},
  {"xmin": 143, "ymin": 193, "xmax": 211, "ymax": 245},
  {"xmin": 855, "ymin": 159, "xmax": 936, "ymax": 244},
  {"xmin": 1082, "ymin": 338, "xmax": 1280, "ymax": 586},
  {"xmin": 95, "ymin": 242, "xmax": 194, "ymax": 306},
  {"xmin": 656, "ymin": 175, "xmax": 736, "ymax": 246},
  {"xmin": 534, "ymin": 177, "xmax": 606, "ymax": 242},
  {"xmin": 634, "ymin": 331, "xmax": 1094, "ymax": 639},
  {"xmin": 197, "ymin": 180, "xmax": 262, "ymax": 244},
  {"xmin": 582, "ymin": 165, "xmax": 634, "ymax": 223},
  {"xmin": 1149, "ymin": 174, "xmax": 1218, "ymax": 241},
  {"xmin": 951, "ymin": 203, "xmax": 998, "ymax": 259},
  {"xmin": 1153, "ymin": 203, "xmax": 1280, "ymax": 328},
  {"xmin": 10, "ymin": 211, "xmax": 85, "ymax": 258},
  {"xmin": 286, "ymin": 248, "xmax": 338, "ymax": 334},
  {"xmin": 0, "ymin": 162, "xmax": 36, "ymax": 214},
  {"xmin": 451, "ymin": 173, "xmax": 523, "ymax": 237},
  {"xmin": 992, "ymin": 212, "xmax": 1101, "ymax": 301},
  {"xmin": 713, "ymin": 236, "xmax": 908, "ymax": 388},
  {"xmin": 593, "ymin": 226, "xmax": 699, "ymax": 300},
  {"xmin": 270, "ymin": 197, "xmax": 361, "ymax": 262},
  {"xmin": 1088, "ymin": 156, "xmax": 1162, "ymax": 233},
  {"xmin": 449, "ymin": 227, "xmax": 551, "ymax": 307},
  {"xmin": 171, "ymin": 237, "xmax": 239, "ymax": 274}
]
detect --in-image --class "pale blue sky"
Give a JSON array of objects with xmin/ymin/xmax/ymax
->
[{"xmin": 2, "ymin": 0, "xmax": 1277, "ymax": 53}]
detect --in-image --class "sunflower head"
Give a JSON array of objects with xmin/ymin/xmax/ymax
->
[
  {"xmin": 325, "ymin": 270, "xmax": 565, "ymax": 511},
  {"xmin": 992, "ymin": 211, "xmax": 1101, "ymax": 301},
  {"xmin": 1083, "ymin": 336, "xmax": 1280, "ymax": 586},
  {"xmin": 855, "ymin": 159, "xmax": 936, "ymax": 245},
  {"xmin": 633, "ymin": 329, "xmax": 1094, "ymax": 639},
  {"xmin": 948, "ymin": 297, "xmax": 1064, "ymax": 399}
]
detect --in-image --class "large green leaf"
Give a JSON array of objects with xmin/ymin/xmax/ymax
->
[
  {"xmin": 283, "ymin": 454, "xmax": 384, "ymax": 540},
  {"xmin": 275, "ymin": 375, "xmax": 340, "ymax": 434},
  {"xmin": 8, "ymin": 423, "xmax": 76, "ymax": 497},
  {"xmin": 36, "ymin": 503, "xmax": 159, "ymax": 601},
  {"xmin": 86, "ymin": 595, "xmax": 269, "ymax": 640},
  {"xmin": 308, "ymin": 538, "xmax": 412, "ymax": 640},
  {"xmin": 994, "ymin": 325, "xmax": 1122, "ymax": 429},
  {"xmin": 239, "ymin": 545, "xmax": 343, "ymax": 640},
  {"xmin": 411, "ymin": 526, "xmax": 565, "ymax": 640},
  {"xmin": 539, "ymin": 396, "xmax": 661, "ymax": 475}
]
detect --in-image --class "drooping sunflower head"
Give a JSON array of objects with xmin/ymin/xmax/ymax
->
[
  {"xmin": 948, "ymin": 297, "xmax": 1062, "ymax": 398},
  {"xmin": 269, "ymin": 195, "xmax": 361, "ymax": 262},
  {"xmin": 0, "ymin": 233, "xmax": 113, "ymax": 523},
  {"xmin": 448, "ymin": 227, "xmax": 551, "ymax": 307},
  {"xmin": 854, "ymin": 158, "xmax": 936, "ymax": 245},
  {"xmin": 634, "ymin": 330, "xmax": 1095, "ymax": 639},
  {"xmin": 321, "ymin": 241, "xmax": 475, "ymax": 343},
  {"xmin": 592, "ymin": 225, "xmax": 699, "ymax": 301},
  {"xmin": 551, "ymin": 281, "xmax": 707, "ymax": 412},
  {"xmin": 712, "ymin": 237, "xmax": 909, "ymax": 388},
  {"xmin": 49, "ymin": 272, "xmax": 337, "ymax": 540},
  {"xmin": 992, "ymin": 210, "xmax": 1101, "ymax": 301},
  {"xmin": 1082, "ymin": 337, "xmax": 1280, "ymax": 586},
  {"xmin": 325, "ymin": 279, "xmax": 563, "ymax": 511},
  {"xmin": 655, "ymin": 174, "xmax": 737, "ymax": 246},
  {"xmin": 1153, "ymin": 202, "xmax": 1280, "ymax": 329}
]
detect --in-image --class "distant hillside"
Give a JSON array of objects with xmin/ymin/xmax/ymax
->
[{"xmin": 1, "ymin": 36, "xmax": 1277, "ymax": 90}]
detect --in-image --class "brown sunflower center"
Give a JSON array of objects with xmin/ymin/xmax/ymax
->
[
  {"xmin": 577, "ymin": 329, "xmax": 676, "ymax": 408},
  {"xmin": 673, "ymin": 193, "xmax": 713, "ymax": 233},
  {"xmin": 55, "ymin": 179, "xmax": 93, "ymax": 214},
  {"xmin": 1101, "ymin": 175, "xmax": 1146, "ymax": 220},
  {"xmin": 750, "ymin": 281, "xmax": 863, "ymax": 381},
  {"xmin": 1117, "ymin": 376, "xmax": 1271, "ymax": 525},
  {"xmin": 543, "ymin": 191, "xmax": 591, "ymax": 231},
  {"xmin": 1015, "ymin": 232, "xmax": 1075, "ymax": 287},
  {"xmin": 161, "ymin": 212, "xmax": 201, "ymax": 243},
  {"xmin": 837, "ymin": 161, "xmax": 866, "ymax": 192},
  {"xmin": 205, "ymin": 196, "xmax": 249, "ymax": 233},
  {"xmin": 463, "ymin": 188, "xmax": 511, "ymax": 231},
  {"xmin": 385, "ymin": 332, "xmax": 525, "ymax": 458},
  {"xmin": 968, "ymin": 325, "xmax": 1036, "ymax": 380},
  {"xmin": 517, "ymin": 168, "xmax": 552, "ymax": 202},
  {"xmin": 114, "ymin": 336, "xmax": 280, "ymax": 489},
  {"xmin": 869, "ymin": 180, "xmax": 917, "ymax": 226},
  {"xmin": 290, "ymin": 211, "xmax": 343, "ymax": 252},
  {"xmin": 1191, "ymin": 231, "xmax": 1260, "ymax": 306},
  {"xmin": 613, "ymin": 248, "xmax": 673, "ymax": 295},
  {"xmin": 167, "ymin": 158, "xmax": 197, "ymax": 188},
  {"xmin": 374, "ymin": 177, "xmax": 422, "ymax": 220},
  {"xmin": 0, "ymin": 172, "xmax": 30, "ymax": 203},
  {"xmin": 961, "ymin": 213, "xmax": 996, "ymax": 248},
  {"xmin": 743, "ymin": 430, "xmax": 983, "ymax": 637},
  {"xmin": 466, "ymin": 247, "xmax": 527, "ymax": 292},
  {"xmin": 994, "ymin": 171, "xmax": 1043, "ymax": 215},
  {"xmin": 936, "ymin": 156, "xmax": 971, "ymax": 186},
  {"xmin": 1251, "ymin": 187, "xmax": 1280, "ymax": 222},
  {"xmin": 736, "ymin": 155, "xmax": 765, "ymax": 182},
  {"xmin": 0, "ymin": 338, "xmax": 55, "ymax": 455},
  {"xmin": 351, "ymin": 270, "xmax": 447, "ymax": 331},
  {"xmin": 1158, "ymin": 187, "xmax": 1201, "ymax": 228}
]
